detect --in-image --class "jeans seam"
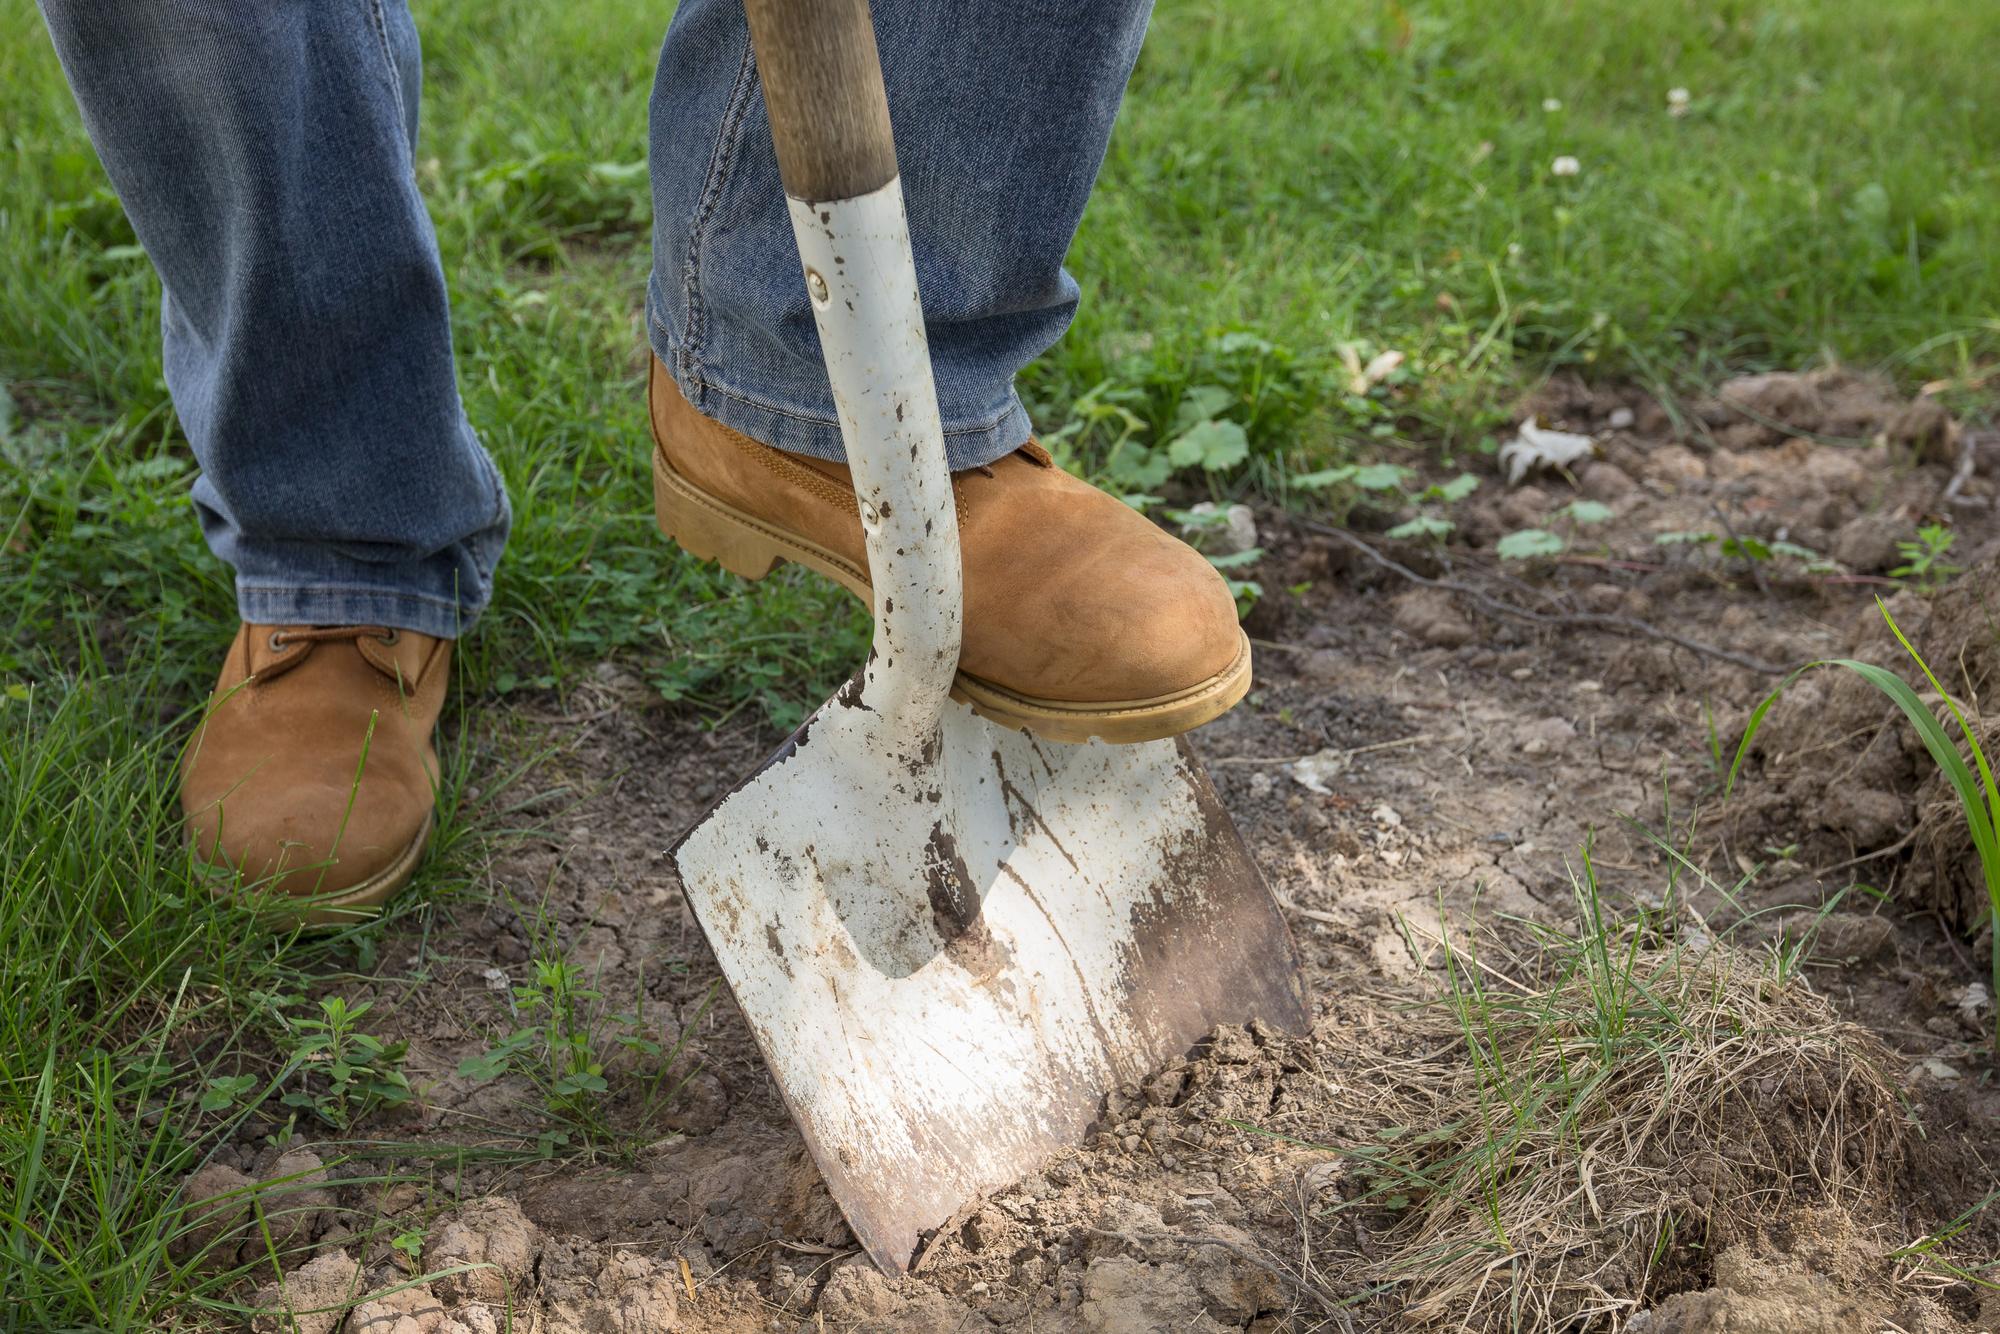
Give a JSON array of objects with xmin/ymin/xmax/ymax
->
[
  {"xmin": 470, "ymin": 425, "xmax": 507, "ymax": 530},
  {"xmin": 237, "ymin": 580, "xmax": 471, "ymax": 612},
  {"xmin": 683, "ymin": 370, "xmax": 1020, "ymax": 440},
  {"xmin": 363, "ymin": 0, "xmax": 410, "ymax": 135},
  {"xmin": 677, "ymin": 37, "xmax": 761, "ymax": 384}
]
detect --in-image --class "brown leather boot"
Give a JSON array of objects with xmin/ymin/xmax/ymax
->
[
  {"xmin": 647, "ymin": 358, "xmax": 1250, "ymax": 743},
  {"xmin": 181, "ymin": 623, "xmax": 449, "ymax": 924}
]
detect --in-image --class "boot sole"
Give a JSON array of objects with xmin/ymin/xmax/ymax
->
[
  {"xmin": 652, "ymin": 446, "xmax": 1252, "ymax": 744},
  {"xmin": 200, "ymin": 813, "xmax": 432, "ymax": 928}
]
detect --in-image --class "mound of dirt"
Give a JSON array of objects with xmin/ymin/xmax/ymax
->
[
  {"xmin": 174, "ymin": 1148, "xmax": 340, "ymax": 1271},
  {"xmin": 1627, "ymin": 1206, "xmax": 1962, "ymax": 1334},
  {"xmin": 1904, "ymin": 558, "xmax": 2000, "ymax": 931},
  {"xmin": 1726, "ymin": 595, "xmax": 1930, "ymax": 854},
  {"xmin": 251, "ymin": 1251, "xmax": 366, "ymax": 1334},
  {"xmin": 1492, "ymin": 364, "xmax": 1986, "ymax": 572},
  {"xmin": 1726, "ymin": 552, "xmax": 2000, "ymax": 934},
  {"xmin": 1705, "ymin": 367, "xmax": 1960, "ymax": 462}
]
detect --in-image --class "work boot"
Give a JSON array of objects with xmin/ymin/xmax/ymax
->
[
  {"xmin": 647, "ymin": 358, "xmax": 1250, "ymax": 743},
  {"xmin": 181, "ymin": 623, "xmax": 449, "ymax": 923}
]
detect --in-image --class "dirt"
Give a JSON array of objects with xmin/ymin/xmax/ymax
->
[
  {"xmin": 202, "ymin": 365, "xmax": 2000, "ymax": 1331},
  {"xmin": 1626, "ymin": 1206, "xmax": 1957, "ymax": 1334}
]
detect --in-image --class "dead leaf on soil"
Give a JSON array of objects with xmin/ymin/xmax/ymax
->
[{"xmin": 1500, "ymin": 420, "xmax": 1598, "ymax": 484}]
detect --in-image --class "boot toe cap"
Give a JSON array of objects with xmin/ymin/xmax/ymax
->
[
  {"xmin": 1085, "ymin": 544, "xmax": 1246, "ymax": 703},
  {"xmin": 964, "ymin": 502, "xmax": 1249, "ymax": 707},
  {"xmin": 186, "ymin": 773, "xmax": 431, "ymax": 903}
]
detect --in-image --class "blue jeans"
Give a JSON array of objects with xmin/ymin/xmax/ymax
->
[{"xmin": 37, "ymin": 0, "xmax": 1151, "ymax": 640}]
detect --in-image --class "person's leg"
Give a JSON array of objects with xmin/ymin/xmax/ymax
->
[
  {"xmin": 38, "ymin": 0, "xmax": 510, "ymax": 637},
  {"xmin": 37, "ymin": 0, "xmax": 502, "ymax": 920},
  {"xmin": 647, "ymin": 0, "xmax": 1152, "ymax": 471},
  {"xmin": 644, "ymin": 0, "xmax": 1251, "ymax": 744}
]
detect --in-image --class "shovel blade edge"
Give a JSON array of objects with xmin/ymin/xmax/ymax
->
[{"xmin": 673, "ymin": 694, "xmax": 1308, "ymax": 1271}]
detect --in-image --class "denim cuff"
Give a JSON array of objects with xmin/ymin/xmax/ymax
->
[
  {"xmin": 648, "ymin": 308, "xmax": 1030, "ymax": 472},
  {"xmin": 236, "ymin": 581, "xmax": 471, "ymax": 640}
]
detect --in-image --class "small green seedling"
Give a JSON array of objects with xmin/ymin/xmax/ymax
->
[
  {"xmin": 1495, "ymin": 497, "xmax": 1614, "ymax": 561},
  {"xmin": 1562, "ymin": 499, "xmax": 1612, "ymax": 526},
  {"xmin": 1383, "ymin": 473, "xmax": 1479, "ymax": 541},
  {"xmin": 460, "ymin": 955, "xmax": 610, "ymax": 1112},
  {"xmin": 279, "ymin": 996, "xmax": 412, "ymax": 1130},
  {"xmin": 390, "ymin": 1229, "xmax": 426, "ymax": 1268},
  {"xmin": 1656, "ymin": 530, "xmax": 1836, "ymax": 575},
  {"xmin": 1890, "ymin": 522, "xmax": 1961, "ymax": 591},
  {"xmin": 460, "ymin": 913, "xmax": 717, "ymax": 1147},
  {"xmin": 1496, "ymin": 528, "xmax": 1564, "ymax": 560},
  {"xmin": 198, "ymin": 1074, "xmax": 260, "ymax": 1114}
]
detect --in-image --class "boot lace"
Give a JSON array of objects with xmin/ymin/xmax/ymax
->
[{"xmin": 268, "ymin": 625, "xmax": 401, "ymax": 650}]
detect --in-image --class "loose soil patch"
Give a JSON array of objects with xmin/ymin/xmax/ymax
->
[{"xmin": 208, "ymin": 368, "xmax": 1998, "ymax": 1331}]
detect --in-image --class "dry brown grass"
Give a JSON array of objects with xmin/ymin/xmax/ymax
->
[{"xmin": 1278, "ymin": 921, "xmax": 1911, "ymax": 1331}]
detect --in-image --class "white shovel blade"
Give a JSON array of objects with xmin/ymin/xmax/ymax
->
[{"xmin": 673, "ymin": 688, "xmax": 1309, "ymax": 1271}]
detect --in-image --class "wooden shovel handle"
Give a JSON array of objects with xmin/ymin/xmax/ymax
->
[{"xmin": 743, "ymin": 0, "xmax": 899, "ymax": 203}]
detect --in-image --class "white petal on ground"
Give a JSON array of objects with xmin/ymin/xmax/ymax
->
[
  {"xmin": 1500, "ymin": 420, "xmax": 1598, "ymax": 484},
  {"xmin": 1551, "ymin": 155, "xmax": 1581, "ymax": 176},
  {"xmin": 1287, "ymin": 748, "xmax": 1347, "ymax": 795}
]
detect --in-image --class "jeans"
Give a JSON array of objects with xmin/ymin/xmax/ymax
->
[{"xmin": 37, "ymin": 0, "xmax": 1152, "ymax": 639}]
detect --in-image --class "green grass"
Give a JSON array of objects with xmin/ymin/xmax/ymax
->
[
  {"xmin": 0, "ymin": 637, "xmax": 493, "ymax": 1328},
  {"xmin": 4, "ymin": 0, "xmax": 1999, "ymax": 1325},
  {"xmin": 1054, "ymin": 0, "xmax": 2000, "ymax": 454}
]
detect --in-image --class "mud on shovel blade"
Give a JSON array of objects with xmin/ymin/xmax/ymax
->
[{"xmin": 670, "ymin": 0, "xmax": 1310, "ymax": 1273}]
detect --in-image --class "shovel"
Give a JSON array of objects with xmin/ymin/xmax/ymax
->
[{"xmin": 670, "ymin": 0, "xmax": 1311, "ymax": 1273}]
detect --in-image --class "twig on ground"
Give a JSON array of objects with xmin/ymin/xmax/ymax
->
[
  {"xmin": 1301, "ymin": 522, "xmax": 1786, "ymax": 675},
  {"xmin": 1275, "ymin": 896, "xmax": 1342, "ymax": 927},
  {"xmin": 1709, "ymin": 388, "xmax": 1878, "ymax": 449},
  {"xmin": 1806, "ymin": 826, "xmax": 1919, "ymax": 881},
  {"xmin": 1556, "ymin": 555, "xmax": 1668, "ymax": 574},
  {"xmin": 1211, "ymin": 735, "xmax": 1433, "ymax": 767},
  {"xmin": 909, "ymin": 1194, "xmax": 988, "ymax": 1273}
]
